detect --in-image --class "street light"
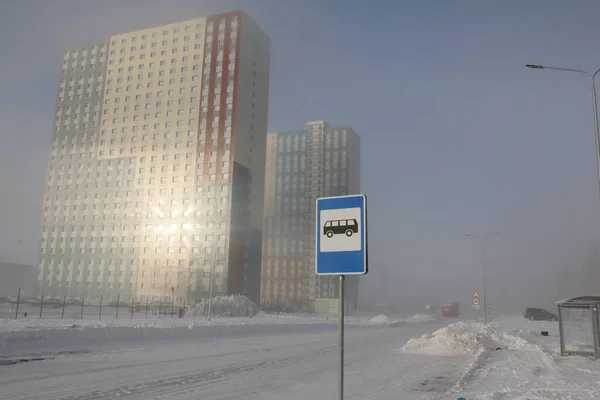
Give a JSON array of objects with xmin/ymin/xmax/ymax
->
[
  {"xmin": 525, "ymin": 63, "xmax": 600, "ymax": 200},
  {"xmin": 207, "ymin": 197, "xmax": 222, "ymax": 322},
  {"xmin": 465, "ymin": 232, "xmax": 501, "ymax": 325},
  {"xmin": 171, "ymin": 286, "xmax": 175, "ymax": 318}
]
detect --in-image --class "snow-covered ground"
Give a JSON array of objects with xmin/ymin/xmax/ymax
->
[
  {"xmin": 0, "ymin": 314, "xmax": 449, "ymax": 399},
  {"xmin": 0, "ymin": 312, "xmax": 435, "ymax": 356},
  {"xmin": 367, "ymin": 313, "xmax": 437, "ymax": 327},
  {"xmin": 0, "ymin": 312, "xmax": 363, "ymax": 333},
  {"xmin": 402, "ymin": 315, "xmax": 600, "ymax": 399},
  {"xmin": 1, "ymin": 313, "xmax": 599, "ymax": 399}
]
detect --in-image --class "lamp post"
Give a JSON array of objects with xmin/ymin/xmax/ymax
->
[
  {"xmin": 525, "ymin": 64, "xmax": 600, "ymax": 200},
  {"xmin": 465, "ymin": 232, "xmax": 500, "ymax": 325},
  {"xmin": 207, "ymin": 194, "xmax": 221, "ymax": 321},
  {"xmin": 207, "ymin": 250, "xmax": 216, "ymax": 321},
  {"xmin": 171, "ymin": 286, "xmax": 175, "ymax": 318}
]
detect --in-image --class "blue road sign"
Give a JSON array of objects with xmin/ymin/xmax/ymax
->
[{"xmin": 316, "ymin": 194, "xmax": 368, "ymax": 275}]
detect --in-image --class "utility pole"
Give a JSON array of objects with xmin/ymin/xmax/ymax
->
[
  {"xmin": 207, "ymin": 188, "xmax": 221, "ymax": 321},
  {"xmin": 465, "ymin": 232, "xmax": 500, "ymax": 324}
]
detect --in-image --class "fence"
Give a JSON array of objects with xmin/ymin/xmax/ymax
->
[{"xmin": 0, "ymin": 289, "xmax": 258, "ymax": 321}]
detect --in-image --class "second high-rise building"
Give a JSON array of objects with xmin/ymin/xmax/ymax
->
[
  {"xmin": 37, "ymin": 10, "xmax": 270, "ymax": 305},
  {"xmin": 261, "ymin": 121, "xmax": 361, "ymax": 311}
]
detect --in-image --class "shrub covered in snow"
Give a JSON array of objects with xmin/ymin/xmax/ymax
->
[{"xmin": 193, "ymin": 295, "xmax": 259, "ymax": 317}]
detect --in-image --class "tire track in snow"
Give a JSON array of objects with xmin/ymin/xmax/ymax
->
[
  {"xmin": 0, "ymin": 339, "xmax": 326, "ymax": 399},
  {"xmin": 1, "ymin": 322, "xmax": 447, "ymax": 399},
  {"xmin": 52, "ymin": 329, "xmax": 394, "ymax": 399},
  {"xmin": 55, "ymin": 343, "xmax": 345, "ymax": 400},
  {"xmin": 126, "ymin": 336, "xmax": 389, "ymax": 399},
  {"xmin": 57, "ymin": 361, "xmax": 274, "ymax": 400}
]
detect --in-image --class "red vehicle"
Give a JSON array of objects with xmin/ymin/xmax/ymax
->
[{"xmin": 441, "ymin": 302, "xmax": 459, "ymax": 317}]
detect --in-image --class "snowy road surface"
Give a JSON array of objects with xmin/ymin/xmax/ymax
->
[
  {"xmin": 3, "ymin": 315, "xmax": 600, "ymax": 399},
  {"xmin": 0, "ymin": 320, "xmax": 462, "ymax": 400}
]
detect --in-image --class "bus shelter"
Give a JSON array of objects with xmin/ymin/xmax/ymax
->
[{"xmin": 557, "ymin": 296, "xmax": 600, "ymax": 358}]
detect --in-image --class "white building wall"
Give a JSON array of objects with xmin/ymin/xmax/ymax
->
[{"xmin": 233, "ymin": 13, "xmax": 271, "ymax": 230}]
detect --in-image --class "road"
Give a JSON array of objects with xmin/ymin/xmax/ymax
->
[{"xmin": 0, "ymin": 320, "xmax": 467, "ymax": 400}]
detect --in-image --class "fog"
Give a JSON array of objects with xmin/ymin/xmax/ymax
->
[{"xmin": 2, "ymin": 0, "xmax": 600, "ymax": 314}]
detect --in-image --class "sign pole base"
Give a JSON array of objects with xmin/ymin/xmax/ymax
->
[{"xmin": 339, "ymin": 275, "xmax": 345, "ymax": 400}]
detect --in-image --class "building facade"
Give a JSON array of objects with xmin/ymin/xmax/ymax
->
[
  {"xmin": 37, "ymin": 10, "xmax": 270, "ymax": 305},
  {"xmin": 261, "ymin": 121, "xmax": 361, "ymax": 310}
]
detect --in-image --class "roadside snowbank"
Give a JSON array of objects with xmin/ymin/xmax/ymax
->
[
  {"xmin": 0, "ymin": 314, "xmax": 338, "ymax": 355},
  {"xmin": 1, "ymin": 311, "xmax": 401, "ymax": 355},
  {"xmin": 0, "ymin": 313, "xmax": 348, "ymax": 334},
  {"xmin": 369, "ymin": 313, "xmax": 437, "ymax": 327},
  {"xmin": 0, "ymin": 310, "xmax": 441, "ymax": 355},
  {"xmin": 404, "ymin": 313, "xmax": 436, "ymax": 323},
  {"xmin": 192, "ymin": 295, "xmax": 260, "ymax": 316},
  {"xmin": 368, "ymin": 315, "xmax": 391, "ymax": 325},
  {"xmin": 402, "ymin": 316, "xmax": 600, "ymax": 399},
  {"xmin": 402, "ymin": 321, "xmax": 538, "ymax": 356}
]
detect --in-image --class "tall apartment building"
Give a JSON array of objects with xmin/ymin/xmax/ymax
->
[
  {"xmin": 37, "ymin": 10, "xmax": 270, "ymax": 305},
  {"xmin": 261, "ymin": 121, "xmax": 361, "ymax": 310}
]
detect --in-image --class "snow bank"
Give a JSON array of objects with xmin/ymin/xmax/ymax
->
[
  {"xmin": 368, "ymin": 313, "xmax": 437, "ymax": 327},
  {"xmin": 433, "ymin": 317, "xmax": 600, "ymax": 399},
  {"xmin": 369, "ymin": 314, "xmax": 391, "ymax": 325},
  {"xmin": 0, "ymin": 313, "xmax": 332, "ymax": 334},
  {"xmin": 192, "ymin": 295, "xmax": 259, "ymax": 317},
  {"xmin": 402, "ymin": 321, "xmax": 538, "ymax": 356},
  {"xmin": 0, "ymin": 311, "xmax": 388, "ymax": 355},
  {"xmin": 404, "ymin": 313, "xmax": 436, "ymax": 323},
  {"xmin": 366, "ymin": 313, "xmax": 438, "ymax": 327},
  {"xmin": 1, "ymin": 309, "xmax": 442, "ymax": 355}
]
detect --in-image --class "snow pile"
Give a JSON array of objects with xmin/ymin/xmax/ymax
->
[
  {"xmin": 404, "ymin": 313, "xmax": 436, "ymax": 323},
  {"xmin": 368, "ymin": 313, "xmax": 437, "ymax": 327},
  {"xmin": 0, "ymin": 313, "xmax": 335, "ymax": 334},
  {"xmin": 193, "ymin": 295, "xmax": 259, "ymax": 317},
  {"xmin": 437, "ymin": 317, "xmax": 596, "ymax": 399},
  {"xmin": 402, "ymin": 321, "xmax": 537, "ymax": 356},
  {"xmin": 0, "ymin": 314, "xmax": 344, "ymax": 355},
  {"xmin": 369, "ymin": 314, "xmax": 391, "ymax": 325}
]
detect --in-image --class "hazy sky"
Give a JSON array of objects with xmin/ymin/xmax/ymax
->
[{"xmin": 2, "ymin": 0, "xmax": 600, "ymax": 309}]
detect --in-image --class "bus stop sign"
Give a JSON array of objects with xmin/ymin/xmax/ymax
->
[{"xmin": 316, "ymin": 194, "xmax": 368, "ymax": 275}]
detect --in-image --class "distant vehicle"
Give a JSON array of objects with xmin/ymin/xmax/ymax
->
[
  {"xmin": 323, "ymin": 219, "xmax": 359, "ymax": 238},
  {"xmin": 161, "ymin": 308, "xmax": 179, "ymax": 316},
  {"xmin": 108, "ymin": 301, "xmax": 129, "ymax": 308},
  {"xmin": 30, "ymin": 298, "xmax": 62, "ymax": 307},
  {"xmin": 67, "ymin": 298, "xmax": 83, "ymax": 306},
  {"xmin": 441, "ymin": 302, "xmax": 459, "ymax": 317},
  {"xmin": 524, "ymin": 307, "xmax": 557, "ymax": 321}
]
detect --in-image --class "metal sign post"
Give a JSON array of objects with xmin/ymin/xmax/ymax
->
[
  {"xmin": 316, "ymin": 194, "xmax": 368, "ymax": 400},
  {"xmin": 338, "ymin": 275, "xmax": 345, "ymax": 400},
  {"xmin": 356, "ymin": 290, "xmax": 360, "ymax": 320}
]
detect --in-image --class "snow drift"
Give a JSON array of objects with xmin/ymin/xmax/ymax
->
[
  {"xmin": 369, "ymin": 315, "xmax": 391, "ymax": 325},
  {"xmin": 401, "ymin": 321, "xmax": 539, "ymax": 356},
  {"xmin": 0, "ymin": 312, "xmax": 385, "ymax": 355},
  {"xmin": 404, "ymin": 313, "xmax": 436, "ymax": 323},
  {"xmin": 369, "ymin": 313, "xmax": 437, "ymax": 327},
  {"xmin": 192, "ymin": 295, "xmax": 260, "ymax": 317}
]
